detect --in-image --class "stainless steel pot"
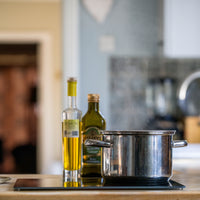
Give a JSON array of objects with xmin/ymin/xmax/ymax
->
[{"xmin": 85, "ymin": 130, "xmax": 187, "ymax": 182}]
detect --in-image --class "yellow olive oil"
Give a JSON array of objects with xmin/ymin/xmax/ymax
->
[{"xmin": 62, "ymin": 126, "xmax": 82, "ymax": 171}]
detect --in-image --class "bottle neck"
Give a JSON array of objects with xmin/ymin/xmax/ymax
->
[
  {"xmin": 88, "ymin": 101, "xmax": 99, "ymax": 112},
  {"xmin": 68, "ymin": 96, "xmax": 77, "ymax": 108}
]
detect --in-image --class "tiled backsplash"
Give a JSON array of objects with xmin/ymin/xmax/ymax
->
[{"xmin": 110, "ymin": 57, "xmax": 200, "ymax": 130}]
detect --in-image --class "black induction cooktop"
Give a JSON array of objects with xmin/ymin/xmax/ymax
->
[{"xmin": 13, "ymin": 177, "xmax": 185, "ymax": 191}]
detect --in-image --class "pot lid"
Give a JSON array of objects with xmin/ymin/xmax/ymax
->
[{"xmin": 102, "ymin": 130, "xmax": 175, "ymax": 135}]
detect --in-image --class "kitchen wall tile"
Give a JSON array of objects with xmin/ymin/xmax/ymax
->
[{"xmin": 110, "ymin": 57, "xmax": 200, "ymax": 130}]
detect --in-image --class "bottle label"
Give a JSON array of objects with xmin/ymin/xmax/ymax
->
[
  {"xmin": 83, "ymin": 127, "xmax": 102, "ymax": 164},
  {"xmin": 63, "ymin": 119, "xmax": 79, "ymax": 137}
]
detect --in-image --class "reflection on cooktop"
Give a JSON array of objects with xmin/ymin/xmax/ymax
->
[{"xmin": 14, "ymin": 177, "xmax": 185, "ymax": 191}]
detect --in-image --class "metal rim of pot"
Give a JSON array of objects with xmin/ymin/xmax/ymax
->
[
  {"xmin": 85, "ymin": 130, "xmax": 187, "ymax": 148},
  {"xmin": 100, "ymin": 130, "xmax": 176, "ymax": 136}
]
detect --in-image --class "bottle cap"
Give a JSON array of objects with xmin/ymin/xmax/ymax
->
[
  {"xmin": 88, "ymin": 94, "xmax": 100, "ymax": 102},
  {"xmin": 67, "ymin": 77, "xmax": 77, "ymax": 96},
  {"xmin": 67, "ymin": 77, "xmax": 77, "ymax": 82}
]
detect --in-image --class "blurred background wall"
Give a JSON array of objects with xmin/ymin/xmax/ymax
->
[
  {"xmin": 0, "ymin": 0, "xmax": 62, "ymax": 174},
  {"xmin": 79, "ymin": 0, "xmax": 161, "ymax": 127},
  {"xmin": 78, "ymin": 0, "xmax": 200, "ymax": 170},
  {"xmin": 0, "ymin": 0, "xmax": 200, "ymax": 174}
]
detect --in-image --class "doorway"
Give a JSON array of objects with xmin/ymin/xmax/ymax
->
[{"xmin": 0, "ymin": 44, "xmax": 38, "ymax": 173}]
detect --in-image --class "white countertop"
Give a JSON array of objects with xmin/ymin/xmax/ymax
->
[
  {"xmin": 173, "ymin": 143, "xmax": 200, "ymax": 159},
  {"xmin": 173, "ymin": 143, "xmax": 200, "ymax": 170}
]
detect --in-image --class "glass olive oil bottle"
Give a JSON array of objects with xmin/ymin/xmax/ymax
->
[
  {"xmin": 81, "ymin": 94, "xmax": 106, "ymax": 177},
  {"xmin": 62, "ymin": 77, "xmax": 82, "ymax": 184}
]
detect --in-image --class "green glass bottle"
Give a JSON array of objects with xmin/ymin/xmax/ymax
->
[{"xmin": 81, "ymin": 94, "xmax": 106, "ymax": 177}]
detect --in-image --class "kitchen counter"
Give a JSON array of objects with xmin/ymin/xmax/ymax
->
[{"xmin": 0, "ymin": 170, "xmax": 200, "ymax": 200}]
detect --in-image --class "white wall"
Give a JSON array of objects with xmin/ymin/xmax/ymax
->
[
  {"xmin": 164, "ymin": 0, "xmax": 200, "ymax": 57},
  {"xmin": 62, "ymin": 0, "xmax": 80, "ymax": 109}
]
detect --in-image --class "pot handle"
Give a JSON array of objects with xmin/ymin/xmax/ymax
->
[
  {"xmin": 84, "ymin": 139, "xmax": 111, "ymax": 148},
  {"xmin": 172, "ymin": 140, "xmax": 188, "ymax": 148}
]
